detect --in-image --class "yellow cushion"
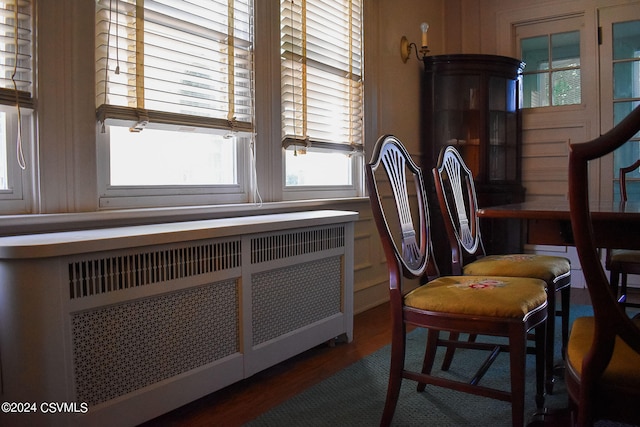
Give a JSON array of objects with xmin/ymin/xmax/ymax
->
[
  {"xmin": 566, "ymin": 317, "xmax": 640, "ymax": 393},
  {"xmin": 404, "ymin": 276, "xmax": 547, "ymax": 318},
  {"xmin": 610, "ymin": 249, "xmax": 640, "ymax": 264},
  {"xmin": 463, "ymin": 254, "xmax": 570, "ymax": 283}
]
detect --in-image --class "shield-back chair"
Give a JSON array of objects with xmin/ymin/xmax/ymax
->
[
  {"xmin": 366, "ymin": 134, "xmax": 548, "ymax": 427},
  {"xmin": 567, "ymin": 105, "xmax": 640, "ymax": 426},
  {"xmin": 606, "ymin": 158, "xmax": 640, "ymax": 309},
  {"xmin": 433, "ymin": 145, "xmax": 571, "ymax": 393}
]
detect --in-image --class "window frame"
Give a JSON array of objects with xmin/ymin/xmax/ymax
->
[
  {"xmin": 0, "ymin": 106, "xmax": 32, "ymax": 213},
  {"xmin": 96, "ymin": 125, "xmax": 251, "ymax": 209},
  {"xmin": 279, "ymin": 0, "xmax": 364, "ymax": 201},
  {"xmin": 516, "ymin": 15, "xmax": 585, "ymax": 110},
  {"xmin": 0, "ymin": 0, "xmax": 34, "ymax": 214}
]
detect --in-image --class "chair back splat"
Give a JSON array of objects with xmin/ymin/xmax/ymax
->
[
  {"xmin": 366, "ymin": 135, "xmax": 548, "ymax": 427},
  {"xmin": 567, "ymin": 105, "xmax": 640, "ymax": 426}
]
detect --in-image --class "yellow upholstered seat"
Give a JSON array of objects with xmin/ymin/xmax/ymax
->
[
  {"xmin": 567, "ymin": 317, "xmax": 640, "ymax": 393},
  {"xmin": 609, "ymin": 249, "xmax": 640, "ymax": 264},
  {"xmin": 463, "ymin": 255, "xmax": 571, "ymax": 284},
  {"xmin": 405, "ymin": 275, "xmax": 547, "ymax": 318}
]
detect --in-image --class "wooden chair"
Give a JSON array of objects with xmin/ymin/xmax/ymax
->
[
  {"xmin": 433, "ymin": 145, "xmax": 571, "ymax": 393},
  {"xmin": 605, "ymin": 158, "xmax": 640, "ymax": 309},
  {"xmin": 366, "ymin": 135, "xmax": 548, "ymax": 427},
  {"xmin": 567, "ymin": 105, "xmax": 640, "ymax": 426}
]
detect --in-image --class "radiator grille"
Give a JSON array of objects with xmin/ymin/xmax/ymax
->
[
  {"xmin": 252, "ymin": 256, "xmax": 342, "ymax": 346},
  {"xmin": 250, "ymin": 225, "xmax": 345, "ymax": 264},
  {"xmin": 68, "ymin": 239, "xmax": 241, "ymax": 299},
  {"xmin": 71, "ymin": 279, "xmax": 239, "ymax": 406}
]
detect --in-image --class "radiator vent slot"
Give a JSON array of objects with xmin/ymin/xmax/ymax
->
[
  {"xmin": 251, "ymin": 225, "xmax": 345, "ymax": 264},
  {"xmin": 68, "ymin": 239, "xmax": 241, "ymax": 299},
  {"xmin": 71, "ymin": 279, "xmax": 240, "ymax": 406}
]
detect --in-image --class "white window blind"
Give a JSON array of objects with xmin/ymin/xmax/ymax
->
[
  {"xmin": 95, "ymin": 0, "xmax": 253, "ymax": 134},
  {"xmin": 0, "ymin": 0, "xmax": 32, "ymax": 108},
  {"xmin": 280, "ymin": 0, "xmax": 363, "ymax": 153}
]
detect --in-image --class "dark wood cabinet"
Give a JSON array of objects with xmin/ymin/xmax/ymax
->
[{"xmin": 421, "ymin": 54, "xmax": 525, "ymax": 270}]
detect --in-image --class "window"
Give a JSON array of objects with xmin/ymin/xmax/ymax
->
[
  {"xmin": 521, "ymin": 31, "xmax": 581, "ymax": 108},
  {"xmin": 0, "ymin": 0, "xmax": 33, "ymax": 213},
  {"xmin": 280, "ymin": 0, "xmax": 363, "ymax": 197},
  {"xmin": 95, "ymin": 0, "xmax": 254, "ymax": 208}
]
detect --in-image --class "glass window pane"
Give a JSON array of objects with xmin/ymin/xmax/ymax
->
[
  {"xmin": 551, "ymin": 70, "xmax": 581, "ymax": 105},
  {"xmin": 522, "ymin": 73, "xmax": 549, "ymax": 107},
  {"xmin": 614, "ymin": 100, "xmax": 640, "ymax": 129},
  {"xmin": 551, "ymin": 31, "xmax": 580, "ymax": 67},
  {"xmin": 285, "ymin": 150, "xmax": 351, "ymax": 186},
  {"xmin": 624, "ymin": 181, "xmax": 640, "ymax": 201},
  {"xmin": 613, "ymin": 62, "xmax": 640, "ymax": 99},
  {"xmin": 613, "ymin": 20, "xmax": 640, "ymax": 60},
  {"xmin": 109, "ymin": 127, "xmax": 237, "ymax": 186},
  {"xmin": 0, "ymin": 112, "xmax": 6, "ymax": 190},
  {"xmin": 522, "ymin": 36, "xmax": 549, "ymax": 71}
]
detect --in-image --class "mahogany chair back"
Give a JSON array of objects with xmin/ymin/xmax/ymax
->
[
  {"xmin": 567, "ymin": 105, "xmax": 640, "ymax": 426},
  {"xmin": 432, "ymin": 145, "xmax": 486, "ymax": 274},
  {"xmin": 619, "ymin": 158, "xmax": 640, "ymax": 202},
  {"xmin": 605, "ymin": 158, "xmax": 640, "ymax": 309}
]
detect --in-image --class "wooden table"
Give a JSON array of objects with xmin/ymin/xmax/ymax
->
[{"xmin": 478, "ymin": 200, "xmax": 640, "ymax": 249}]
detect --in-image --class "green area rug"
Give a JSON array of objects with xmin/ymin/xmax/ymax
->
[{"xmin": 245, "ymin": 305, "xmax": 636, "ymax": 426}]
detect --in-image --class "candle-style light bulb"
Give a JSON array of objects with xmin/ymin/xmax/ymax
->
[{"xmin": 420, "ymin": 22, "xmax": 429, "ymax": 48}]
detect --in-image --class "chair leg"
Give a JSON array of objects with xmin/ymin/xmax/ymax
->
[
  {"xmin": 620, "ymin": 272, "xmax": 629, "ymax": 305},
  {"xmin": 417, "ymin": 328, "xmax": 439, "ymax": 392},
  {"xmin": 560, "ymin": 285, "xmax": 570, "ymax": 360},
  {"xmin": 508, "ymin": 327, "xmax": 527, "ymax": 427},
  {"xmin": 535, "ymin": 321, "xmax": 546, "ymax": 410},
  {"xmin": 610, "ymin": 268, "xmax": 621, "ymax": 301},
  {"xmin": 381, "ymin": 323, "xmax": 407, "ymax": 427},
  {"xmin": 440, "ymin": 332, "xmax": 477, "ymax": 371},
  {"xmin": 440, "ymin": 331, "xmax": 459, "ymax": 371},
  {"xmin": 545, "ymin": 288, "xmax": 556, "ymax": 394}
]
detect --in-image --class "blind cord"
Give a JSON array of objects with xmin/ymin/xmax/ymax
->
[
  {"xmin": 250, "ymin": 136, "xmax": 262, "ymax": 207},
  {"xmin": 101, "ymin": 0, "xmax": 118, "ymax": 133},
  {"xmin": 11, "ymin": 3, "xmax": 26, "ymax": 170},
  {"xmin": 115, "ymin": 0, "xmax": 120, "ymax": 74}
]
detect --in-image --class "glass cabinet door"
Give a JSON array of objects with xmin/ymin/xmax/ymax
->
[{"xmin": 423, "ymin": 54, "xmax": 524, "ymax": 205}]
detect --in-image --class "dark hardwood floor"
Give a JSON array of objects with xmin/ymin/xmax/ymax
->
[
  {"xmin": 140, "ymin": 301, "xmax": 396, "ymax": 427},
  {"xmin": 141, "ymin": 287, "xmax": 636, "ymax": 427}
]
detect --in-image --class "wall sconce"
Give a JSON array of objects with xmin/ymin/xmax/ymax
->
[{"xmin": 400, "ymin": 22, "xmax": 430, "ymax": 62}]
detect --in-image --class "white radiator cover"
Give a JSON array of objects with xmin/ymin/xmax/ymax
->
[{"xmin": 0, "ymin": 210, "xmax": 356, "ymax": 427}]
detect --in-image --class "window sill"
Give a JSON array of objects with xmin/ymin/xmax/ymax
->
[{"xmin": 0, "ymin": 197, "xmax": 369, "ymax": 237}]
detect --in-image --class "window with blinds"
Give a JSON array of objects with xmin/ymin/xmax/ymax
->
[
  {"xmin": 0, "ymin": 0, "xmax": 32, "ymax": 203},
  {"xmin": 0, "ymin": 0, "xmax": 31, "ymax": 105},
  {"xmin": 95, "ymin": 0, "xmax": 254, "ymax": 206},
  {"xmin": 280, "ymin": 0, "xmax": 363, "ymax": 189},
  {"xmin": 96, "ymin": 0, "xmax": 253, "ymax": 133}
]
